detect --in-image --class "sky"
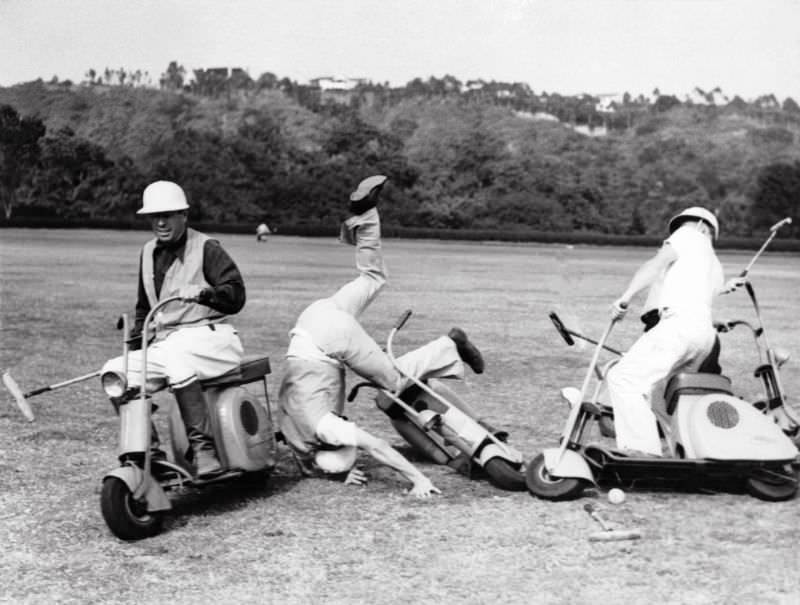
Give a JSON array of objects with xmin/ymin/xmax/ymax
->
[{"xmin": 1, "ymin": 0, "xmax": 799, "ymax": 101}]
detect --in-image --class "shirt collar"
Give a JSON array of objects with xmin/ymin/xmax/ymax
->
[{"xmin": 154, "ymin": 228, "xmax": 188, "ymax": 259}]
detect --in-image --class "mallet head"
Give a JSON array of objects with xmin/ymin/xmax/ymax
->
[{"xmin": 2, "ymin": 372, "xmax": 35, "ymax": 422}]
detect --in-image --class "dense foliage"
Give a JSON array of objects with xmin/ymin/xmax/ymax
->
[{"xmin": 1, "ymin": 68, "xmax": 799, "ymax": 240}]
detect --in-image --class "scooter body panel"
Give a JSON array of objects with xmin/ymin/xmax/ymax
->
[
  {"xmin": 674, "ymin": 393, "xmax": 798, "ymax": 460},
  {"xmin": 211, "ymin": 384, "xmax": 277, "ymax": 471},
  {"xmin": 118, "ymin": 397, "xmax": 150, "ymax": 455}
]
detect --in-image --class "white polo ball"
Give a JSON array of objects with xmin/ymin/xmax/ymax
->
[{"xmin": 608, "ymin": 488, "xmax": 626, "ymax": 505}]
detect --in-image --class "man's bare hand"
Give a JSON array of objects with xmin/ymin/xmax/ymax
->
[
  {"xmin": 407, "ymin": 476, "xmax": 441, "ymax": 498},
  {"xmin": 344, "ymin": 467, "xmax": 367, "ymax": 486}
]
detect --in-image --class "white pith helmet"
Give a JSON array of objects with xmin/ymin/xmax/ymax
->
[
  {"xmin": 314, "ymin": 446, "xmax": 357, "ymax": 473},
  {"xmin": 668, "ymin": 206, "xmax": 719, "ymax": 240},
  {"xmin": 138, "ymin": 181, "xmax": 189, "ymax": 215}
]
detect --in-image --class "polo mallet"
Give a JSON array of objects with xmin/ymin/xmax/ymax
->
[
  {"xmin": 549, "ymin": 312, "xmax": 622, "ymax": 356},
  {"xmin": 2, "ymin": 370, "xmax": 101, "ymax": 422},
  {"xmin": 739, "ymin": 217, "xmax": 792, "ymax": 278},
  {"xmin": 584, "ymin": 503, "xmax": 641, "ymax": 542}
]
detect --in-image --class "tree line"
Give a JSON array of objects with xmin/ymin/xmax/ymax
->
[{"xmin": 1, "ymin": 65, "xmax": 799, "ymax": 240}]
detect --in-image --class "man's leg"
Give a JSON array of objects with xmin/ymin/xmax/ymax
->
[
  {"xmin": 330, "ymin": 208, "xmax": 386, "ymax": 318},
  {"xmin": 162, "ymin": 325, "xmax": 244, "ymax": 477},
  {"xmin": 606, "ymin": 322, "xmax": 692, "ymax": 455}
]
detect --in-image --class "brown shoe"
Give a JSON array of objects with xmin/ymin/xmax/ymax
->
[{"xmin": 448, "ymin": 328, "xmax": 485, "ymax": 374}]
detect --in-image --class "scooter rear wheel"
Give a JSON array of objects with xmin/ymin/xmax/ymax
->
[
  {"xmin": 745, "ymin": 466, "xmax": 799, "ymax": 502},
  {"xmin": 526, "ymin": 453, "xmax": 587, "ymax": 500},
  {"xmin": 484, "ymin": 457, "xmax": 527, "ymax": 491},
  {"xmin": 100, "ymin": 477, "xmax": 163, "ymax": 540}
]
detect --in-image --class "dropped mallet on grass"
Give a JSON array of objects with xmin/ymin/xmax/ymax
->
[
  {"xmin": 2, "ymin": 369, "xmax": 101, "ymax": 422},
  {"xmin": 585, "ymin": 503, "xmax": 641, "ymax": 542}
]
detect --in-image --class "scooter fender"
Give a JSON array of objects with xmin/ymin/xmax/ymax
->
[
  {"xmin": 543, "ymin": 448, "xmax": 596, "ymax": 484},
  {"xmin": 476, "ymin": 441, "xmax": 524, "ymax": 467},
  {"xmin": 104, "ymin": 465, "xmax": 172, "ymax": 512}
]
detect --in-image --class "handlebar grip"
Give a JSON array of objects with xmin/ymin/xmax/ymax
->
[
  {"xmin": 394, "ymin": 309, "xmax": 412, "ymax": 331},
  {"xmin": 549, "ymin": 312, "xmax": 575, "ymax": 346}
]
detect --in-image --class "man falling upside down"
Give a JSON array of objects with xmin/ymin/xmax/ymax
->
[{"xmin": 277, "ymin": 175, "xmax": 485, "ymax": 497}]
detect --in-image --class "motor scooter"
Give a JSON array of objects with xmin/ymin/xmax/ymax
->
[
  {"xmin": 526, "ymin": 305, "xmax": 800, "ymax": 502},
  {"xmin": 348, "ymin": 310, "xmax": 527, "ymax": 491},
  {"xmin": 99, "ymin": 296, "xmax": 277, "ymax": 540}
]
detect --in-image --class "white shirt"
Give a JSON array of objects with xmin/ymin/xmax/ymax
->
[{"xmin": 657, "ymin": 224, "xmax": 724, "ymax": 320}]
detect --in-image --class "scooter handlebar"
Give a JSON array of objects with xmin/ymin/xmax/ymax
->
[
  {"xmin": 393, "ymin": 309, "xmax": 413, "ymax": 331},
  {"xmin": 549, "ymin": 312, "xmax": 575, "ymax": 346},
  {"xmin": 347, "ymin": 381, "xmax": 380, "ymax": 402}
]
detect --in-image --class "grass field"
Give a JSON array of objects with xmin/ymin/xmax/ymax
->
[{"xmin": 1, "ymin": 228, "xmax": 799, "ymax": 605}]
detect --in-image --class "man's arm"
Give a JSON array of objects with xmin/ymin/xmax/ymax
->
[
  {"xmin": 198, "ymin": 240, "xmax": 246, "ymax": 314},
  {"xmin": 612, "ymin": 243, "xmax": 677, "ymax": 318},
  {"xmin": 351, "ymin": 426, "xmax": 440, "ymax": 497}
]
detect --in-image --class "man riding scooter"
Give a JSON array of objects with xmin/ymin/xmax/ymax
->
[
  {"xmin": 101, "ymin": 180, "xmax": 246, "ymax": 477},
  {"xmin": 607, "ymin": 207, "xmax": 744, "ymax": 456}
]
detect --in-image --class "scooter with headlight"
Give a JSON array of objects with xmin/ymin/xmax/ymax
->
[{"xmin": 99, "ymin": 295, "xmax": 276, "ymax": 540}]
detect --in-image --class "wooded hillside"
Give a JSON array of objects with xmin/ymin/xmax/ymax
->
[{"xmin": 1, "ymin": 73, "xmax": 799, "ymax": 241}]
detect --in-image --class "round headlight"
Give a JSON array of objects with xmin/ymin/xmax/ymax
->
[{"xmin": 101, "ymin": 371, "xmax": 127, "ymax": 398}]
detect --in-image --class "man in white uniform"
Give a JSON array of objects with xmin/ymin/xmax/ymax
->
[
  {"xmin": 278, "ymin": 175, "xmax": 485, "ymax": 497},
  {"xmin": 606, "ymin": 207, "xmax": 742, "ymax": 456}
]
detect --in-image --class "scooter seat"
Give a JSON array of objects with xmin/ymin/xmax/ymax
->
[
  {"xmin": 200, "ymin": 355, "xmax": 271, "ymax": 389},
  {"xmin": 664, "ymin": 373, "xmax": 732, "ymax": 415}
]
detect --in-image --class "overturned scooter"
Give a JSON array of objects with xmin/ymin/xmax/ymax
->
[
  {"xmin": 99, "ymin": 295, "xmax": 277, "ymax": 540},
  {"xmin": 526, "ymin": 308, "xmax": 800, "ymax": 502},
  {"xmin": 348, "ymin": 310, "xmax": 527, "ymax": 491}
]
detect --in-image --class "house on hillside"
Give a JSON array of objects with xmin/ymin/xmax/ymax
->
[
  {"xmin": 595, "ymin": 93, "xmax": 625, "ymax": 113},
  {"xmin": 309, "ymin": 76, "xmax": 370, "ymax": 105}
]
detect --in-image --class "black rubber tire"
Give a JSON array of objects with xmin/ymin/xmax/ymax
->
[
  {"xmin": 525, "ymin": 453, "xmax": 587, "ymax": 501},
  {"xmin": 484, "ymin": 457, "xmax": 527, "ymax": 491},
  {"xmin": 389, "ymin": 417, "xmax": 452, "ymax": 465},
  {"xmin": 100, "ymin": 477, "xmax": 163, "ymax": 540},
  {"xmin": 745, "ymin": 466, "xmax": 799, "ymax": 502}
]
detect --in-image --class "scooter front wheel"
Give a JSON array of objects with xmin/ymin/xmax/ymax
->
[
  {"xmin": 484, "ymin": 457, "xmax": 527, "ymax": 491},
  {"xmin": 526, "ymin": 453, "xmax": 587, "ymax": 501},
  {"xmin": 100, "ymin": 477, "xmax": 163, "ymax": 540}
]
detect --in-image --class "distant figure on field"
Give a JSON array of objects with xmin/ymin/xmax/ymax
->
[
  {"xmin": 277, "ymin": 175, "xmax": 485, "ymax": 497},
  {"xmin": 101, "ymin": 180, "xmax": 247, "ymax": 477},
  {"xmin": 256, "ymin": 223, "xmax": 271, "ymax": 241}
]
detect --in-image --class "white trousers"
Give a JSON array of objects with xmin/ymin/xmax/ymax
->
[
  {"xmin": 102, "ymin": 323, "xmax": 243, "ymax": 389},
  {"xmin": 606, "ymin": 312, "xmax": 715, "ymax": 455}
]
